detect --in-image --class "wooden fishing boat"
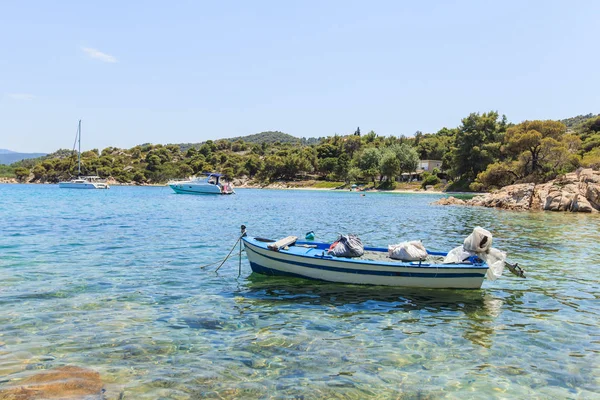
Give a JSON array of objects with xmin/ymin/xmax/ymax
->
[{"xmin": 241, "ymin": 235, "xmax": 490, "ymax": 289}]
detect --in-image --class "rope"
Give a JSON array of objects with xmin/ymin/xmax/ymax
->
[
  {"xmin": 198, "ymin": 235, "xmax": 243, "ymax": 271},
  {"xmin": 215, "ymin": 235, "xmax": 243, "ymax": 272},
  {"xmin": 200, "ymin": 225, "xmax": 247, "ymax": 273}
]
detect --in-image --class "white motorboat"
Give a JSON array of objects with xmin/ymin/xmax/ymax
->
[
  {"xmin": 59, "ymin": 120, "xmax": 110, "ymax": 189},
  {"xmin": 168, "ymin": 173, "xmax": 234, "ymax": 195}
]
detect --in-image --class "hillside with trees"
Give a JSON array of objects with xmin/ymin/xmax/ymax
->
[
  {"xmin": 561, "ymin": 114, "xmax": 599, "ymax": 130},
  {"xmin": 177, "ymin": 131, "xmax": 321, "ymax": 153},
  {"xmin": 4, "ymin": 113, "xmax": 599, "ymax": 191}
]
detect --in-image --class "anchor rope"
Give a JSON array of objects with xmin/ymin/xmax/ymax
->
[{"xmin": 200, "ymin": 225, "xmax": 247, "ymax": 272}]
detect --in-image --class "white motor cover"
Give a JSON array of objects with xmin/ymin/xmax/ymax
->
[
  {"xmin": 443, "ymin": 227, "xmax": 506, "ymax": 280},
  {"xmin": 388, "ymin": 241, "xmax": 428, "ymax": 261},
  {"xmin": 463, "ymin": 227, "xmax": 493, "ymax": 253}
]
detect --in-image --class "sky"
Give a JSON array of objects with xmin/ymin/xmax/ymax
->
[{"xmin": 1, "ymin": 0, "xmax": 599, "ymax": 153}]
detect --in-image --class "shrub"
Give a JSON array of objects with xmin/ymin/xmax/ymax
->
[{"xmin": 421, "ymin": 173, "xmax": 440, "ymax": 188}]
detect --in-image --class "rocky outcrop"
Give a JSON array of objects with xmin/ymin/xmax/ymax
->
[
  {"xmin": 433, "ymin": 196, "xmax": 466, "ymax": 206},
  {"xmin": 0, "ymin": 177, "xmax": 18, "ymax": 184},
  {"xmin": 435, "ymin": 168, "xmax": 600, "ymax": 213},
  {"xmin": 0, "ymin": 365, "xmax": 103, "ymax": 399},
  {"xmin": 468, "ymin": 183, "xmax": 536, "ymax": 211}
]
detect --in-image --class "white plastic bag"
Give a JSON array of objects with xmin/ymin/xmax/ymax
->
[
  {"xmin": 388, "ymin": 241, "xmax": 428, "ymax": 261},
  {"xmin": 463, "ymin": 227, "xmax": 493, "ymax": 253},
  {"xmin": 442, "ymin": 245, "xmax": 474, "ymax": 264},
  {"xmin": 480, "ymin": 247, "xmax": 507, "ymax": 281}
]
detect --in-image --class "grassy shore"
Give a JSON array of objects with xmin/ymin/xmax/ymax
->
[{"xmin": 234, "ymin": 179, "xmax": 448, "ymax": 194}]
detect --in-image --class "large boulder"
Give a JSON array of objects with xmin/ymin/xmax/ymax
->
[
  {"xmin": 466, "ymin": 183, "xmax": 535, "ymax": 211},
  {"xmin": 586, "ymin": 183, "xmax": 600, "ymax": 209},
  {"xmin": 540, "ymin": 170, "xmax": 599, "ymax": 213},
  {"xmin": 543, "ymin": 183, "xmax": 578, "ymax": 211}
]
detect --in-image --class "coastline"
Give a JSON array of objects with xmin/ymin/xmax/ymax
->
[
  {"xmin": 1, "ymin": 180, "xmax": 453, "ymax": 194},
  {"xmin": 0, "ymin": 178, "xmax": 473, "ymax": 195}
]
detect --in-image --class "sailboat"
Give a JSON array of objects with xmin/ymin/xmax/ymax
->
[{"xmin": 58, "ymin": 120, "xmax": 109, "ymax": 189}]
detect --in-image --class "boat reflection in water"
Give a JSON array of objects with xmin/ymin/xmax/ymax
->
[{"xmin": 239, "ymin": 275, "xmax": 504, "ymax": 348}]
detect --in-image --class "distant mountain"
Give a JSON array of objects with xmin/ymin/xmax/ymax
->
[
  {"xmin": 177, "ymin": 131, "xmax": 322, "ymax": 152},
  {"xmin": 0, "ymin": 149, "xmax": 47, "ymax": 165},
  {"xmin": 227, "ymin": 131, "xmax": 301, "ymax": 145}
]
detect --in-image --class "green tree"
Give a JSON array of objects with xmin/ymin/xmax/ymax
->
[
  {"xmin": 449, "ymin": 111, "xmax": 505, "ymax": 181},
  {"xmin": 335, "ymin": 152, "xmax": 350, "ymax": 181},
  {"xmin": 343, "ymin": 135, "xmax": 362, "ymax": 158},
  {"xmin": 133, "ymin": 171, "xmax": 146, "ymax": 184},
  {"xmin": 392, "ymin": 143, "xmax": 419, "ymax": 173},
  {"xmin": 32, "ymin": 164, "xmax": 46, "ymax": 180},
  {"xmin": 363, "ymin": 130, "xmax": 377, "ymax": 144},
  {"xmin": 318, "ymin": 158, "xmax": 338, "ymax": 176},
  {"xmin": 14, "ymin": 167, "xmax": 30, "ymax": 181},
  {"xmin": 358, "ymin": 147, "xmax": 381, "ymax": 183},
  {"xmin": 504, "ymin": 120, "xmax": 567, "ymax": 176},
  {"xmin": 379, "ymin": 149, "xmax": 400, "ymax": 181},
  {"xmin": 244, "ymin": 155, "xmax": 263, "ymax": 177}
]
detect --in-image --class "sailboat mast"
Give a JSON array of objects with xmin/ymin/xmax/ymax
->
[{"xmin": 78, "ymin": 119, "xmax": 81, "ymax": 176}]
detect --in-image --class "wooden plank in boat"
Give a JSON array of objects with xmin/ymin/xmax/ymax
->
[{"xmin": 268, "ymin": 236, "xmax": 298, "ymax": 251}]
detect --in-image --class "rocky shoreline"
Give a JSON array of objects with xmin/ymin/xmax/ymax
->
[{"xmin": 434, "ymin": 168, "xmax": 600, "ymax": 213}]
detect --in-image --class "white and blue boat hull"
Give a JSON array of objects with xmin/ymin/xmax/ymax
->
[
  {"xmin": 243, "ymin": 237, "xmax": 488, "ymax": 289},
  {"xmin": 169, "ymin": 183, "xmax": 223, "ymax": 195}
]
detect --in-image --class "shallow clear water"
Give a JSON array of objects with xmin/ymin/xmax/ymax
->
[{"xmin": 0, "ymin": 184, "xmax": 599, "ymax": 399}]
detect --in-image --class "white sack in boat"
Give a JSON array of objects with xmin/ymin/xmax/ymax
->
[
  {"xmin": 328, "ymin": 234, "xmax": 364, "ymax": 257},
  {"xmin": 388, "ymin": 241, "xmax": 427, "ymax": 261}
]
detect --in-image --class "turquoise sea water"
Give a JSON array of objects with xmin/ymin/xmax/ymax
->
[{"xmin": 1, "ymin": 184, "xmax": 599, "ymax": 399}]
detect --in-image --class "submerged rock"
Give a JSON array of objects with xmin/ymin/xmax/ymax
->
[
  {"xmin": 436, "ymin": 169, "xmax": 600, "ymax": 213},
  {"xmin": 0, "ymin": 365, "xmax": 103, "ymax": 399}
]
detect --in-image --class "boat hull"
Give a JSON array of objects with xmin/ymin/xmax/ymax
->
[
  {"xmin": 243, "ymin": 237, "xmax": 487, "ymax": 289},
  {"xmin": 58, "ymin": 182, "xmax": 109, "ymax": 189},
  {"xmin": 169, "ymin": 183, "xmax": 231, "ymax": 195}
]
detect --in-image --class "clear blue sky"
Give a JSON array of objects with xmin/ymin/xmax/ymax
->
[{"xmin": 1, "ymin": 0, "xmax": 599, "ymax": 153}]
